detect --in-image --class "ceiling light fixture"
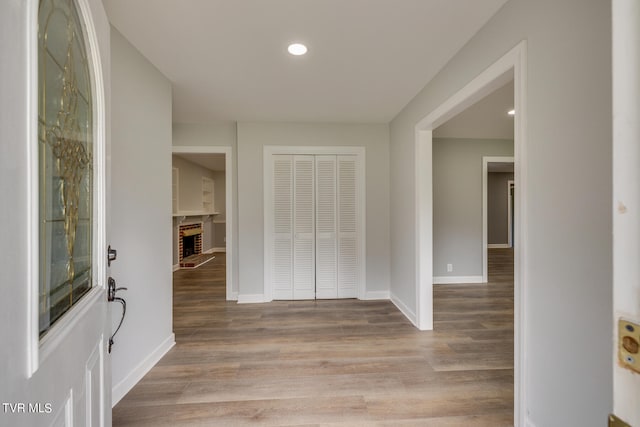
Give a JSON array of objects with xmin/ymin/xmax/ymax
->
[
  {"xmin": 508, "ymin": 109, "xmax": 515, "ymax": 116},
  {"xmin": 287, "ymin": 43, "xmax": 308, "ymax": 56}
]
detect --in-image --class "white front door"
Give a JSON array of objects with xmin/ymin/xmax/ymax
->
[
  {"xmin": 2, "ymin": 0, "xmax": 111, "ymax": 424},
  {"xmin": 29, "ymin": 0, "xmax": 111, "ymax": 424}
]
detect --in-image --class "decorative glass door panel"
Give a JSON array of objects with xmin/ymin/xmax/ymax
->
[{"xmin": 38, "ymin": 0, "xmax": 93, "ymax": 337}]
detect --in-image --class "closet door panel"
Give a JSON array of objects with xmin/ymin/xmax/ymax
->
[
  {"xmin": 315, "ymin": 156, "xmax": 337, "ymax": 299},
  {"xmin": 293, "ymin": 155, "xmax": 315, "ymax": 299},
  {"xmin": 268, "ymin": 150, "xmax": 362, "ymax": 301},
  {"xmin": 271, "ymin": 156, "xmax": 294, "ymax": 299},
  {"xmin": 337, "ymin": 156, "xmax": 359, "ymax": 298}
]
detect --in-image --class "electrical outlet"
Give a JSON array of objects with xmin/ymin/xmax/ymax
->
[{"xmin": 447, "ymin": 263, "xmax": 453, "ymax": 272}]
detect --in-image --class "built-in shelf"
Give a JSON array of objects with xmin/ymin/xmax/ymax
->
[{"xmin": 202, "ymin": 177, "xmax": 214, "ymax": 213}]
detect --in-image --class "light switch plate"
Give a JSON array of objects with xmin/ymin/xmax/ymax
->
[{"xmin": 618, "ymin": 318, "xmax": 640, "ymax": 373}]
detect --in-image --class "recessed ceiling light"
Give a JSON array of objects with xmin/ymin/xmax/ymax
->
[
  {"xmin": 287, "ymin": 43, "xmax": 308, "ymax": 56},
  {"xmin": 508, "ymin": 109, "xmax": 515, "ymax": 116}
]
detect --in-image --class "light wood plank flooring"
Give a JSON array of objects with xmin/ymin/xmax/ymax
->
[{"xmin": 113, "ymin": 249, "xmax": 514, "ymax": 426}]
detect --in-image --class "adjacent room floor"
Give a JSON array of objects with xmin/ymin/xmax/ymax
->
[{"xmin": 113, "ymin": 249, "xmax": 514, "ymax": 426}]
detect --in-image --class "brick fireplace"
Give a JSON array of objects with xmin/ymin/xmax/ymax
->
[{"xmin": 178, "ymin": 223, "xmax": 203, "ymax": 266}]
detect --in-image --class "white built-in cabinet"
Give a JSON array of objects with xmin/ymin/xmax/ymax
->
[
  {"xmin": 265, "ymin": 149, "xmax": 364, "ymax": 300},
  {"xmin": 202, "ymin": 176, "xmax": 214, "ymax": 213}
]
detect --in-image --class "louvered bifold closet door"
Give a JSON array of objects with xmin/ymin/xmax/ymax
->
[
  {"xmin": 272, "ymin": 156, "xmax": 294, "ymax": 300},
  {"xmin": 337, "ymin": 155, "xmax": 359, "ymax": 298},
  {"xmin": 314, "ymin": 156, "xmax": 338, "ymax": 299},
  {"xmin": 293, "ymin": 155, "xmax": 316, "ymax": 299}
]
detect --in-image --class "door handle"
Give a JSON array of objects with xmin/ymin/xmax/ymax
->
[
  {"xmin": 107, "ymin": 276, "xmax": 127, "ymax": 353},
  {"xmin": 107, "ymin": 276, "xmax": 127, "ymax": 302}
]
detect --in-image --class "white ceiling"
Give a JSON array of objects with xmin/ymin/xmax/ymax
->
[
  {"xmin": 103, "ymin": 0, "xmax": 509, "ymax": 123},
  {"xmin": 488, "ymin": 162, "xmax": 514, "ymax": 173},
  {"xmin": 434, "ymin": 80, "xmax": 514, "ymax": 140},
  {"xmin": 174, "ymin": 153, "xmax": 226, "ymax": 171}
]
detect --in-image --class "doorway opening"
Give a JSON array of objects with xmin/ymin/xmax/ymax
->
[
  {"xmin": 431, "ymin": 80, "xmax": 516, "ymax": 424},
  {"xmin": 414, "ymin": 41, "xmax": 527, "ymax": 424},
  {"xmin": 483, "ymin": 157, "xmax": 515, "ymax": 281},
  {"xmin": 171, "ymin": 146, "xmax": 234, "ymax": 300}
]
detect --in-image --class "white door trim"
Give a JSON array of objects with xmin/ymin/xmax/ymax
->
[
  {"xmin": 172, "ymin": 146, "xmax": 235, "ymax": 300},
  {"xmin": 612, "ymin": 0, "xmax": 640, "ymax": 423},
  {"xmin": 414, "ymin": 40, "xmax": 527, "ymax": 426},
  {"xmin": 263, "ymin": 145, "xmax": 366, "ymax": 301},
  {"xmin": 482, "ymin": 156, "xmax": 514, "ymax": 282}
]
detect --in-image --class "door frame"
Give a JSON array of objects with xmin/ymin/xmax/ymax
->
[
  {"xmin": 414, "ymin": 40, "xmax": 527, "ymax": 425},
  {"xmin": 482, "ymin": 156, "xmax": 514, "ymax": 281},
  {"xmin": 263, "ymin": 145, "xmax": 366, "ymax": 301},
  {"xmin": 172, "ymin": 146, "xmax": 235, "ymax": 300},
  {"xmin": 508, "ymin": 179, "xmax": 515, "ymax": 248},
  {"xmin": 612, "ymin": 0, "xmax": 640, "ymax": 423}
]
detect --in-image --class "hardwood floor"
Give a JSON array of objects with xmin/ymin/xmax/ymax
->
[{"xmin": 113, "ymin": 250, "xmax": 514, "ymax": 426}]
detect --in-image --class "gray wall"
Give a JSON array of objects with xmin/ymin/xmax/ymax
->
[
  {"xmin": 174, "ymin": 122, "xmax": 237, "ymax": 148},
  {"xmin": 488, "ymin": 172, "xmax": 514, "ymax": 245},
  {"xmin": 389, "ymin": 0, "xmax": 612, "ymax": 425},
  {"xmin": 110, "ymin": 27, "xmax": 174, "ymax": 402},
  {"xmin": 433, "ymin": 138, "xmax": 513, "ymax": 277},
  {"xmin": 237, "ymin": 122, "xmax": 390, "ymax": 299},
  {"xmin": 213, "ymin": 170, "xmax": 226, "ymax": 221},
  {"xmin": 172, "ymin": 155, "xmax": 215, "ymax": 212}
]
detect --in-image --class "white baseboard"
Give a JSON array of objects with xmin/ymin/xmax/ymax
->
[
  {"xmin": 433, "ymin": 276, "xmax": 484, "ymax": 284},
  {"xmin": 390, "ymin": 292, "xmax": 417, "ymax": 327},
  {"xmin": 227, "ymin": 291, "xmax": 238, "ymax": 301},
  {"xmin": 237, "ymin": 294, "xmax": 266, "ymax": 304},
  {"xmin": 488, "ymin": 243, "xmax": 511, "ymax": 248},
  {"xmin": 212, "ymin": 247, "xmax": 226, "ymax": 253},
  {"xmin": 203, "ymin": 248, "xmax": 215, "ymax": 254},
  {"xmin": 111, "ymin": 333, "xmax": 175, "ymax": 407},
  {"xmin": 172, "ymin": 263, "xmax": 180, "ymax": 272},
  {"xmin": 363, "ymin": 290, "xmax": 390, "ymax": 300}
]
